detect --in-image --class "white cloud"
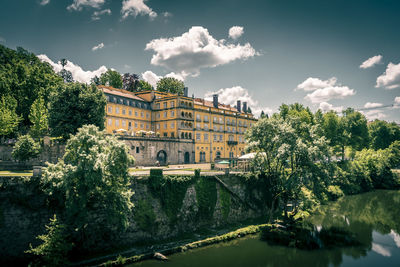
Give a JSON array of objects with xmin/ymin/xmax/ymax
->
[
  {"xmin": 297, "ymin": 77, "xmax": 355, "ymax": 103},
  {"xmin": 37, "ymin": 54, "xmax": 108, "ymax": 84},
  {"xmin": 361, "ymin": 109, "xmax": 387, "ymax": 120},
  {"xmin": 229, "ymin": 26, "xmax": 244, "ymax": 40},
  {"xmin": 40, "ymin": 0, "xmax": 50, "ymax": 5},
  {"xmin": 92, "ymin": 42, "xmax": 104, "ymax": 51},
  {"xmin": 372, "ymin": 243, "xmax": 391, "ymax": 257},
  {"xmin": 395, "ymin": 96, "xmax": 400, "ymax": 105},
  {"xmin": 364, "ymin": 102, "xmax": 383, "ymax": 108},
  {"xmin": 92, "ymin": 8, "xmax": 111, "ymax": 20},
  {"xmin": 162, "ymin": 12, "xmax": 172, "ymax": 18},
  {"xmin": 204, "ymin": 86, "xmax": 272, "ymax": 117},
  {"xmin": 141, "ymin": 70, "xmax": 185, "ymax": 88},
  {"xmin": 121, "ymin": 0, "xmax": 157, "ymax": 19},
  {"xmin": 145, "ymin": 26, "xmax": 259, "ymax": 78},
  {"xmin": 360, "ymin": 55, "xmax": 383, "ymax": 69},
  {"xmin": 67, "ymin": 0, "xmax": 105, "ymax": 11},
  {"xmin": 376, "ymin": 62, "xmax": 400, "ymax": 89},
  {"xmin": 319, "ymin": 102, "xmax": 343, "ymax": 113},
  {"xmin": 296, "ymin": 77, "xmax": 337, "ymax": 92}
]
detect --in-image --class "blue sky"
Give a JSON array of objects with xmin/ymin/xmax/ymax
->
[{"xmin": 1, "ymin": 0, "xmax": 399, "ymax": 121}]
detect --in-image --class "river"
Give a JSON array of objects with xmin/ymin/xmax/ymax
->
[{"xmin": 131, "ymin": 190, "xmax": 400, "ymax": 267}]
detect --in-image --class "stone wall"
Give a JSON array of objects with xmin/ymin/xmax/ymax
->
[
  {"xmin": 0, "ymin": 136, "xmax": 194, "ymax": 170},
  {"xmin": 0, "ymin": 174, "xmax": 266, "ymax": 263}
]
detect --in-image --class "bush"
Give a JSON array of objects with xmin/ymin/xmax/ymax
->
[
  {"xmin": 194, "ymin": 168, "xmax": 201, "ymax": 177},
  {"xmin": 12, "ymin": 134, "xmax": 40, "ymax": 162},
  {"xmin": 195, "ymin": 177, "xmax": 217, "ymax": 221},
  {"xmin": 133, "ymin": 199, "xmax": 157, "ymax": 233},
  {"xmin": 326, "ymin": 185, "xmax": 344, "ymax": 201}
]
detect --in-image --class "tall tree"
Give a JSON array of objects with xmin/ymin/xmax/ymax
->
[
  {"xmin": 156, "ymin": 77, "xmax": 185, "ymax": 95},
  {"xmin": 58, "ymin": 59, "xmax": 74, "ymax": 83},
  {"xmin": 48, "ymin": 83, "xmax": 106, "ymax": 139},
  {"xmin": 136, "ymin": 80, "xmax": 153, "ymax": 91},
  {"xmin": 342, "ymin": 108, "xmax": 369, "ymax": 151},
  {"xmin": 122, "ymin": 73, "xmax": 140, "ymax": 91},
  {"xmin": 29, "ymin": 96, "xmax": 49, "ymax": 138},
  {"xmin": 99, "ymin": 69, "xmax": 123, "ymax": 88},
  {"xmin": 0, "ymin": 95, "xmax": 21, "ymax": 136},
  {"xmin": 369, "ymin": 120, "xmax": 400, "ymax": 150}
]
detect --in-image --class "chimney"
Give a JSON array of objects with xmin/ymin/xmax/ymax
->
[
  {"xmin": 184, "ymin": 87, "xmax": 188, "ymax": 97},
  {"xmin": 243, "ymin": 102, "xmax": 247, "ymax": 113},
  {"xmin": 213, "ymin": 94, "xmax": 218, "ymax": 108},
  {"xmin": 237, "ymin": 100, "xmax": 241, "ymax": 113}
]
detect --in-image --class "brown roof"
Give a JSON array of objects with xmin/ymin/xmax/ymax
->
[{"xmin": 99, "ymin": 86, "xmax": 147, "ymax": 102}]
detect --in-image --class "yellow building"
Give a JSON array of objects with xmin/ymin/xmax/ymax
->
[{"xmin": 100, "ymin": 85, "xmax": 257, "ymax": 163}]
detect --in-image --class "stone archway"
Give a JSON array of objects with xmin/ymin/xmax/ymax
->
[
  {"xmin": 184, "ymin": 151, "xmax": 190, "ymax": 164},
  {"xmin": 157, "ymin": 150, "xmax": 167, "ymax": 165}
]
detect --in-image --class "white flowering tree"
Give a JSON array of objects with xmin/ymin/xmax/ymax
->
[{"xmin": 42, "ymin": 124, "xmax": 135, "ymax": 247}]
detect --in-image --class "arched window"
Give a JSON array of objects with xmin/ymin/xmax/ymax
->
[
  {"xmin": 216, "ymin": 151, "xmax": 221, "ymax": 159},
  {"xmin": 181, "ymin": 132, "xmax": 185, "ymax": 139},
  {"xmin": 185, "ymin": 132, "xmax": 188, "ymax": 139},
  {"xmin": 188, "ymin": 133, "xmax": 192, "ymax": 139}
]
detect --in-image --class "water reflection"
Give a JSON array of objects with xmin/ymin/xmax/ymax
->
[{"xmin": 132, "ymin": 190, "xmax": 400, "ymax": 267}]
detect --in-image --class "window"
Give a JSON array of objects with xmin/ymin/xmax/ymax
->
[
  {"xmin": 157, "ymin": 113, "xmax": 160, "ymax": 119},
  {"xmin": 134, "ymin": 122, "xmax": 138, "ymax": 128},
  {"xmin": 196, "ymin": 133, "xmax": 201, "ymax": 140},
  {"xmin": 122, "ymin": 120, "xmax": 126, "ymax": 127},
  {"xmin": 135, "ymin": 111, "xmax": 138, "ymax": 117},
  {"xmin": 233, "ymin": 127, "xmax": 236, "ymax": 133},
  {"xmin": 164, "ymin": 111, "xmax": 167, "ymax": 118},
  {"xmin": 219, "ymin": 118, "xmax": 223, "ymax": 124},
  {"xmin": 170, "ymin": 122, "xmax": 175, "ymax": 129},
  {"xmin": 216, "ymin": 151, "xmax": 221, "ymax": 159},
  {"xmin": 204, "ymin": 124, "xmax": 209, "ymax": 130},
  {"xmin": 156, "ymin": 124, "xmax": 160, "ymax": 130},
  {"xmin": 108, "ymin": 106, "xmax": 112, "ymax": 113},
  {"xmin": 196, "ymin": 114, "xmax": 201, "ymax": 121},
  {"xmin": 140, "ymin": 123, "xmax": 143, "ymax": 128},
  {"xmin": 163, "ymin": 132, "xmax": 168, "ymax": 137},
  {"xmin": 220, "ymin": 125, "xmax": 223, "ymax": 132},
  {"xmin": 164, "ymin": 123, "xmax": 167, "ymax": 129},
  {"xmin": 171, "ymin": 132, "xmax": 175, "ymax": 138},
  {"xmin": 213, "ymin": 134, "xmax": 217, "ymax": 141},
  {"xmin": 163, "ymin": 102, "xmax": 167, "ymax": 108},
  {"xmin": 196, "ymin": 123, "xmax": 201, "ymax": 130},
  {"xmin": 146, "ymin": 113, "xmax": 149, "ymax": 119},
  {"xmin": 219, "ymin": 135, "xmax": 223, "ymax": 141},
  {"xmin": 214, "ymin": 125, "xmax": 217, "ymax": 131},
  {"xmin": 156, "ymin": 103, "xmax": 160, "ymax": 109},
  {"xmin": 129, "ymin": 109, "xmax": 132, "ymax": 116},
  {"xmin": 140, "ymin": 112, "xmax": 144, "ymax": 118},
  {"xmin": 170, "ymin": 110, "xmax": 175, "ymax": 117},
  {"xmin": 170, "ymin": 101, "xmax": 175, "ymax": 108},
  {"xmin": 204, "ymin": 133, "xmax": 209, "ymax": 141},
  {"xmin": 136, "ymin": 147, "xmax": 139, "ymax": 153},
  {"xmin": 108, "ymin": 118, "xmax": 112, "ymax": 125},
  {"xmin": 204, "ymin": 115, "xmax": 209, "ymax": 122},
  {"xmin": 146, "ymin": 124, "xmax": 149, "ymax": 129},
  {"xmin": 128, "ymin": 121, "xmax": 132, "ymax": 130},
  {"xmin": 115, "ymin": 119, "xmax": 119, "ymax": 126},
  {"xmin": 200, "ymin": 152, "xmax": 206, "ymax": 162},
  {"xmin": 115, "ymin": 107, "xmax": 120, "ymax": 114},
  {"xmin": 122, "ymin": 109, "xmax": 126, "ymax": 115}
]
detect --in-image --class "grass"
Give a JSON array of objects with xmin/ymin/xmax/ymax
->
[{"xmin": 0, "ymin": 170, "xmax": 33, "ymax": 176}]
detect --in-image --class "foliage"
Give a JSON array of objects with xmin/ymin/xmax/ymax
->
[
  {"xmin": 58, "ymin": 69, "xmax": 74, "ymax": 83},
  {"xmin": 48, "ymin": 82, "xmax": 106, "ymax": 139},
  {"xmin": 0, "ymin": 94, "xmax": 21, "ymax": 136},
  {"xmin": 219, "ymin": 187, "xmax": 231, "ymax": 220},
  {"xmin": 137, "ymin": 80, "xmax": 153, "ymax": 91},
  {"xmin": 100, "ymin": 69, "xmax": 123, "ymax": 88},
  {"xmin": 194, "ymin": 168, "xmax": 201, "ymax": 177},
  {"xmin": 29, "ymin": 96, "xmax": 49, "ymax": 137},
  {"xmin": 133, "ymin": 199, "xmax": 157, "ymax": 233},
  {"xmin": 156, "ymin": 77, "xmax": 185, "ymax": 95},
  {"xmin": 41, "ymin": 125, "xmax": 135, "ymax": 248},
  {"xmin": 0, "ymin": 45, "xmax": 63, "ymax": 126},
  {"xmin": 26, "ymin": 214, "xmax": 73, "ymax": 267},
  {"xmin": 195, "ymin": 177, "xmax": 218, "ymax": 221},
  {"xmin": 368, "ymin": 119, "xmax": 400, "ymax": 150},
  {"xmin": 12, "ymin": 134, "xmax": 40, "ymax": 162},
  {"xmin": 326, "ymin": 185, "xmax": 344, "ymax": 201},
  {"xmin": 122, "ymin": 73, "xmax": 140, "ymax": 91},
  {"xmin": 341, "ymin": 108, "xmax": 369, "ymax": 151}
]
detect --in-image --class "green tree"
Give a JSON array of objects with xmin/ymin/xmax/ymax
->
[
  {"xmin": 26, "ymin": 215, "xmax": 72, "ymax": 266},
  {"xmin": 12, "ymin": 134, "xmax": 41, "ymax": 162},
  {"xmin": 0, "ymin": 95, "xmax": 21, "ymax": 136},
  {"xmin": 156, "ymin": 77, "xmax": 185, "ymax": 95},
  {"xmin": 122, "ymin": 73, "xmax": 140, "ymax": 91},
  {"xmin": 342, "ymin": 108, "xmax": 369, "ymax": 151},
  {"xmin": 137, "ymin": 80, "xmax": 153, "ymax": 91},
  {"xmin": 42, "ymin": 125, "xmax": 134, "ymax": 248},
  {"xmin": 48, "ymin": 82, "xmax": 106, "ymax": 139},
  {"xmin": 99, "ymin": 69, "xmax": 123, "ymax": 88},
  {"xmin": 246, "ymin": 116, "xmax": 329, "ymax": 220},
  {"xmin": 0, "ymin": 45, "xmax": 63, "ymax": 126},
  {"xmin": 369, "ymin": 120, "xmax": 400, "ymax": 150},
  {"xmin": 29, "ymin": 96, "xmax": 49, "ymax": 138}
]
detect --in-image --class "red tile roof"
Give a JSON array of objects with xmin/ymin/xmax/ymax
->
[{"xmin": 99, "ymin": 86, "xmax": 148, "ymax": 102}]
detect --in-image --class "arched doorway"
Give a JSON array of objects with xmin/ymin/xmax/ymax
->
[
  {"xmin": 184, "ymin": 152, "xmax": 190, "ymax": 164},
  {"xmin": 157, "ymin": 150, "xmax": 167, "ymax": 165}
]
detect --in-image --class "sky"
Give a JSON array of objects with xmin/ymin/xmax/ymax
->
[{"xmin": 0, "ymin": 0, "xmax": 399, "ymax": 121}]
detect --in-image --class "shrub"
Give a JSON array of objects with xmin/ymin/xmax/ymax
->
[{"xmin": 12, "ymin": 134, "xmax": 40, "ymax": 162}]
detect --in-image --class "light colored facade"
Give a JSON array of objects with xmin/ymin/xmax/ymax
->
[{"xmin": 100, "ymin": 85, "xmax": 257, "ymax": 164}]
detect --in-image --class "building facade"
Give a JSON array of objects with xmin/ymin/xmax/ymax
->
[{"xmin": 100, "ymin": 85, "xmax": 257, "ymax": 165}]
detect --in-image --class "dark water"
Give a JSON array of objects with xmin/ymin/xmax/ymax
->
[{"xmin": 131, "ymin": 190, "xmax": 400, "ymax": 267}]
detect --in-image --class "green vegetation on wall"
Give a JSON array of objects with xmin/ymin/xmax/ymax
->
[
  {"xmin": 195, "ymin": 177, "xmax": 217, "ymax": 221},
  {"xmin": 219, "ymin": 187, "xmax": 231, "ymax": 221},
  {"xmin": 133, "ymin": 199, "xmax": 157, "ymax": 233}
]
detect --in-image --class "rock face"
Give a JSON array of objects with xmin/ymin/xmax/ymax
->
[{"xmin": 0, "ymin": 174, "xmax": 267, "ymax": 263}]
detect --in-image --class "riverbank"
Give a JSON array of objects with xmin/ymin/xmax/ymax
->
[{"xmin": 83, "ymin": 223, "xmax": 270, "ymax": 266}]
